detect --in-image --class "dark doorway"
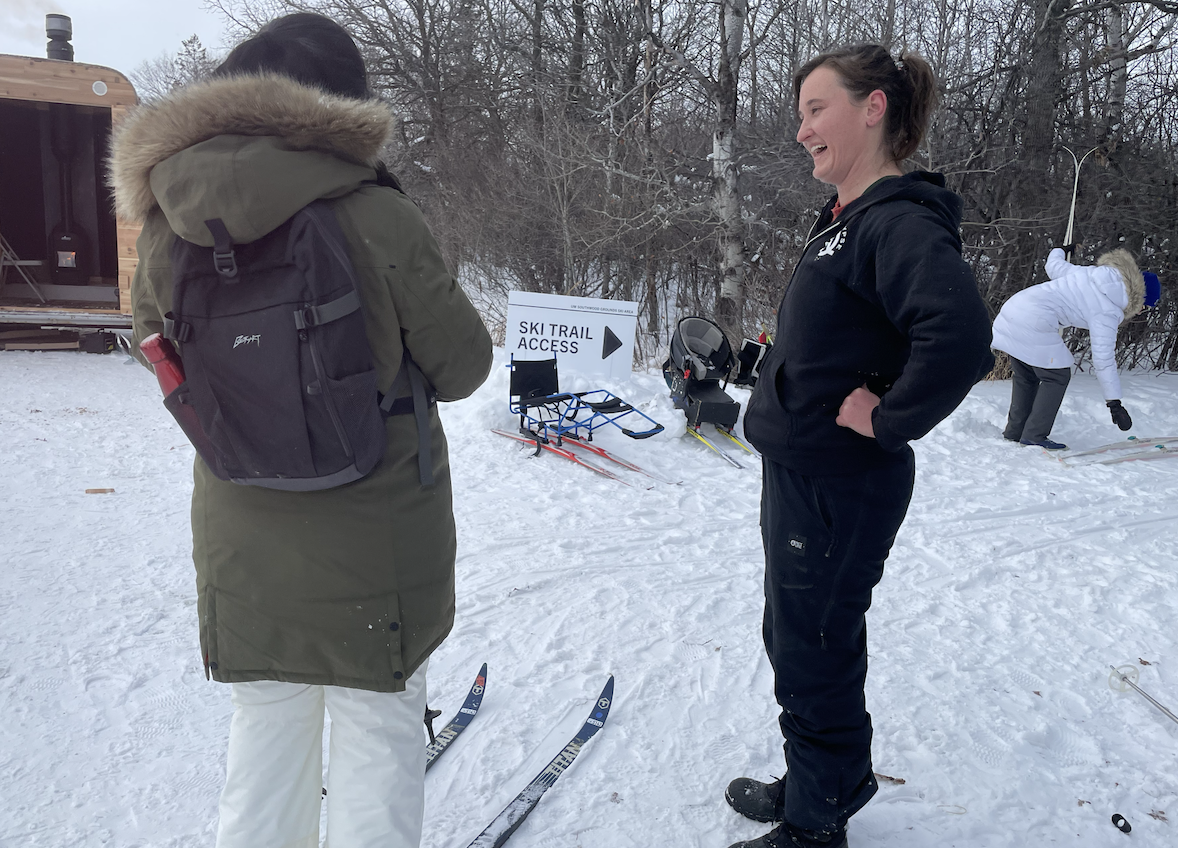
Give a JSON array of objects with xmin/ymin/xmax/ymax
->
[{"xmin": 0, "ymin": 99, "xmax": 118, "ymax": 304}]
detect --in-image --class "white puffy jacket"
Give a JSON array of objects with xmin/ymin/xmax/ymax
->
[{"xmin": 991, "ymin": 248, "xmax": 1142, "ymax": 401}]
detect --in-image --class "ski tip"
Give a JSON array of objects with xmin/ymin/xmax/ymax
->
[
  {"xmin": 599, "ymin": 674, "xmax": 615, "ymax": 701},
  {"xmin": 591, "ymin": 676, "xmax": 615, "ymax": 723}
]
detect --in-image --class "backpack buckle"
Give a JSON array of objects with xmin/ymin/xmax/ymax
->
[
  {"xmin": 204, "ymin": 218, "xmax": 238, "ymax": 279},
  {"xmin": 212, "ymin": 249, "xmax": 238, "ymax": 278}
]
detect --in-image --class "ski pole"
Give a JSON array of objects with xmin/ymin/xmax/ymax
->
[
  {"xmin": 1108, "ymin": 665, "xmax": 1178, "ymax": 726},
  {"xmin": 1063, "ymin": 146, "xmax": 1099, "ymax": 260}
]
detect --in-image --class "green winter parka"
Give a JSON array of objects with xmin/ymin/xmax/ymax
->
[{"xmin": 110, "ymin": 74, "xmax": 493, "ymax": 692}]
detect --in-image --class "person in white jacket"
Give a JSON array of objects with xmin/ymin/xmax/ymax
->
[{"xmin": 991, "ymin": 247, "xmax": 1160, "ymax": 450}]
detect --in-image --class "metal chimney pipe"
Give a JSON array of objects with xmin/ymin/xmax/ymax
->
[{"xmin": 46, "ymin": 14, "xmax": 74, "ymax": 61}]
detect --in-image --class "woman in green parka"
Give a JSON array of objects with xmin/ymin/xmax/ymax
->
[{"xmin": 109, "ymin": 14, "xmax": 493, "ymax": 848}]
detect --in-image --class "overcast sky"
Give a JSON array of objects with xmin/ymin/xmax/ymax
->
[{"xmin": 0, "ymin": 0, "xmax": 229, "ymax": 76}]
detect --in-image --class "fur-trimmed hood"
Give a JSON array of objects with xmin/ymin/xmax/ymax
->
[
  {"xmin": 1097, "ymin": 248, "xmax": 1145, "ymax": 322},
  {"xmin": 109, "ymin": 74, "xmax": 394, "ymax": 230}
]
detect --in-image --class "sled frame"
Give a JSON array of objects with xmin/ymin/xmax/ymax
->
[{"xmin": 508, "ymin": 357, "xmax": 663, "ymax": 444}]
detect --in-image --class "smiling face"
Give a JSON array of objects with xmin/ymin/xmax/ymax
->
[{"xmin": 796, "ymin": 64, "xmax": 894, "ymax": 201}]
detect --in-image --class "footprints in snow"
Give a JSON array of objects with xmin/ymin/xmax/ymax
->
[
  {"xmin": 966, "ymin": 727, "xmax": 1013, "ymax": 769},
  {"xmin": 673, "ymin": 641, "xmax": 716, "ymax": 663},
  {"xmin": 703, "ymin": 733, "xmax": 744, "ymax": 765},
  {"xmin": 1024, "ymin": 723, "xmax": 1099, "ymax": 767}
]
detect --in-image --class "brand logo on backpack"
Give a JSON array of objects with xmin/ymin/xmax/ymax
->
[{"xmin": 233, "ymin": 334, "xmax": 261, "ymax": 349}]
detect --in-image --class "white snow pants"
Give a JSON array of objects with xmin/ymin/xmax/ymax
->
[{"xmin": 215, "ymin": 660, "xmax": 428, "ymax": 848}]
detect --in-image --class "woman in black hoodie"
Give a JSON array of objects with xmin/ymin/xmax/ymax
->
[{"xmin": 724, "ymin": 46, "xmax": 994, "ymax": 848}]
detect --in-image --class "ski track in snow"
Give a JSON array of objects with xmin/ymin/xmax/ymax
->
[{"xmin": 1, "ymin": 348, "xmax": 1176, "ymax": 847}]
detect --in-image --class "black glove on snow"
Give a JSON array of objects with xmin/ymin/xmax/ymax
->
[{"xmin": 1108, "ymin": 399, "xmax": 1132, "ymax": 431}]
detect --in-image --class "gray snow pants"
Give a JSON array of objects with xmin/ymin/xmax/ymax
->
[{"xmin": 1003, "ymin": 357, "xmax": 1071, "ymax": 443}]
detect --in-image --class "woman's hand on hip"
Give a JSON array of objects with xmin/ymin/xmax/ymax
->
[{"xmin": 836, "ymin": 385, "xmax": 880, "ymax": 438}]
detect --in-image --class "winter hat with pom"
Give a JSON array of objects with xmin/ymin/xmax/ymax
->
[{"xmin": 1143, "ymin": 272, "xmax": 1161, "ymax": 308}]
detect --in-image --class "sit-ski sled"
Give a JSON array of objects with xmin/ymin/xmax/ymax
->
[
  {"xmin": 493, "ymin": 357, "xmax": 671, "ymax": 484},
  {"xmin": 663, "ymin": 316, "xmax": 759, "ymax": 468}
]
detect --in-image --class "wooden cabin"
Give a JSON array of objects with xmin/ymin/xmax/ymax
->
[{"xmin": 0, "ymin": 51, "xmax": 140, "ymax": 330}]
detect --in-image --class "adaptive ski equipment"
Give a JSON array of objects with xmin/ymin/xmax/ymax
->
[
  {"xmin": 687, "ymin": 425, "xmax": 746, "ymax": 469},
  {"xmin": 506, "ymin": 357, "xmax": 663, "ymax": 444},
  {"xmin": 662, "ymin": 316, "xmax": 758, "ymax": 467},
  {"xmin": 465, "ymin": 676, "xmax": 615, "ymax": 848},
  {"xmin": 426, "ymin": 663, "xmax": 488, "ymax": 771},
  {"xmin": 713, "ymin": 424, "xmax": 759, "ymax": 457},
  {"xmin": 560, "ymin": 432, "xmax": 679, "ymax": 484},
  {"xmin": 491, "ymin": 428, "xmax": 630, "ymax": 484},
  {"xmin": 663, "ymin": 316, "xmax": 740, "ymax": 430}
]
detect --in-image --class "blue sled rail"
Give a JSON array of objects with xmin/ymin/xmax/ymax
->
[{"xmin": 507, "ymin": 357, "xmax": 663, "ymax": 443}]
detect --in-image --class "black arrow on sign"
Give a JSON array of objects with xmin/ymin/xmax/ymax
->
[{"xmin": 602, "ymin": 326, "xmax": 623, "ymax": 359}]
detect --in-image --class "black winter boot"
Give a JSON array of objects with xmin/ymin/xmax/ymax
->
[
  {"xmin": 725, "ymin": 776, "xmax": 785, "ymax": 823},
  {"xmin": 726, "ymin": 822, "xmax": 848, "ymax": 848}
]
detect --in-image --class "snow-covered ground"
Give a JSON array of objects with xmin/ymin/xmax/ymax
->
[{"xmin": 1, "ymin": 348, "xmax": 1176, "ymax": 848}]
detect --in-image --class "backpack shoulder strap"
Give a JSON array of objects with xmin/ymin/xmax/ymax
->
[{"xmin": 379, "ymin": 351, "xmax": 437, "ymax": 487}]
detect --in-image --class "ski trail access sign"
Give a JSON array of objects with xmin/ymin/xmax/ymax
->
[{"xmin": 506, "ymin": 291, "xmax": 638, "ymax": 381}]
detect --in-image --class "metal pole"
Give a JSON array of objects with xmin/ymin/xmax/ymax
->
[
  {"xmin": 1109, "ymin": 665, "xmax": 1178, "ymax": 726},
  {"xmin": 1063, "ymin": 146, "xmax": 1099, "ymax": 258}
]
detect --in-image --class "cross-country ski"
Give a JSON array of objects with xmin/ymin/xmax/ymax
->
[
  {"xmin": 426, "ymin": 663, "xmax": 488, "ymax": 771},
  {"xmin": 465, "ymin": 676, "xmax": 614, "ymax": 848},
  {"xmin": 1063, "ymin": 436, "xmax": 1178, "ymax": 459},
  {"xmin": 560, "ymin": 433, "xmax": 681, "ymax": 485},
  {"xmin": 491, "ymin": 428, "xmax": 631, "ymax": 484},
  {"xmin": 1092, "ymin": 445, "xmax": 1178, "ymax": 465},
  {"xmin": 687, "ymin": 425, "xmax": 747, "ymax": 468}
]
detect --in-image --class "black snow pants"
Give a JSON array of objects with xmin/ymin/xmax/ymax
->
[
  {"xmin": 760, "ymin": 451, "xmax": 915, "ymax": 836},
  {"xmin": 1003, "ymin": 357, "xmax": 1071, "ymax": 443}
]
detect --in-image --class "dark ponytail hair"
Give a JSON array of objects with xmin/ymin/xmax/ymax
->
[
  {"xmin": 793, "ymin": 44, "xmax": 937, "ymax": 163},
  {"xmin": 215, "ymin": 12, "xmax": 369, "ymax": 100}
]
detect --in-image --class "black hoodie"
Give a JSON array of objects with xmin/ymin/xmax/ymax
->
[{"xmin": 743, "ymin": 171, "xmax": 994, "ymax": 475}]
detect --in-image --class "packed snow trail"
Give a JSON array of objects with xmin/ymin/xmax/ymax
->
[{"xmin": 0, "ymin": 349, "xmax": 1175, "ymax": 847}]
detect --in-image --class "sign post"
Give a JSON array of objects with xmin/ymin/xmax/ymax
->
[{"xmin": 506, "ymin": 291, "xmax": 638, "ymax": 382}]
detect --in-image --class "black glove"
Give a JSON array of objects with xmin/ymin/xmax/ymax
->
[{"xmin": 1108, "ymin": 399, "xmax": 1132, "ymax": 431}]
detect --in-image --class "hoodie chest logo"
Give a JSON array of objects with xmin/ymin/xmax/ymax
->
[{"xmin": 817, "ymin": 229, "xmax": 847, "ymax": 258}]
